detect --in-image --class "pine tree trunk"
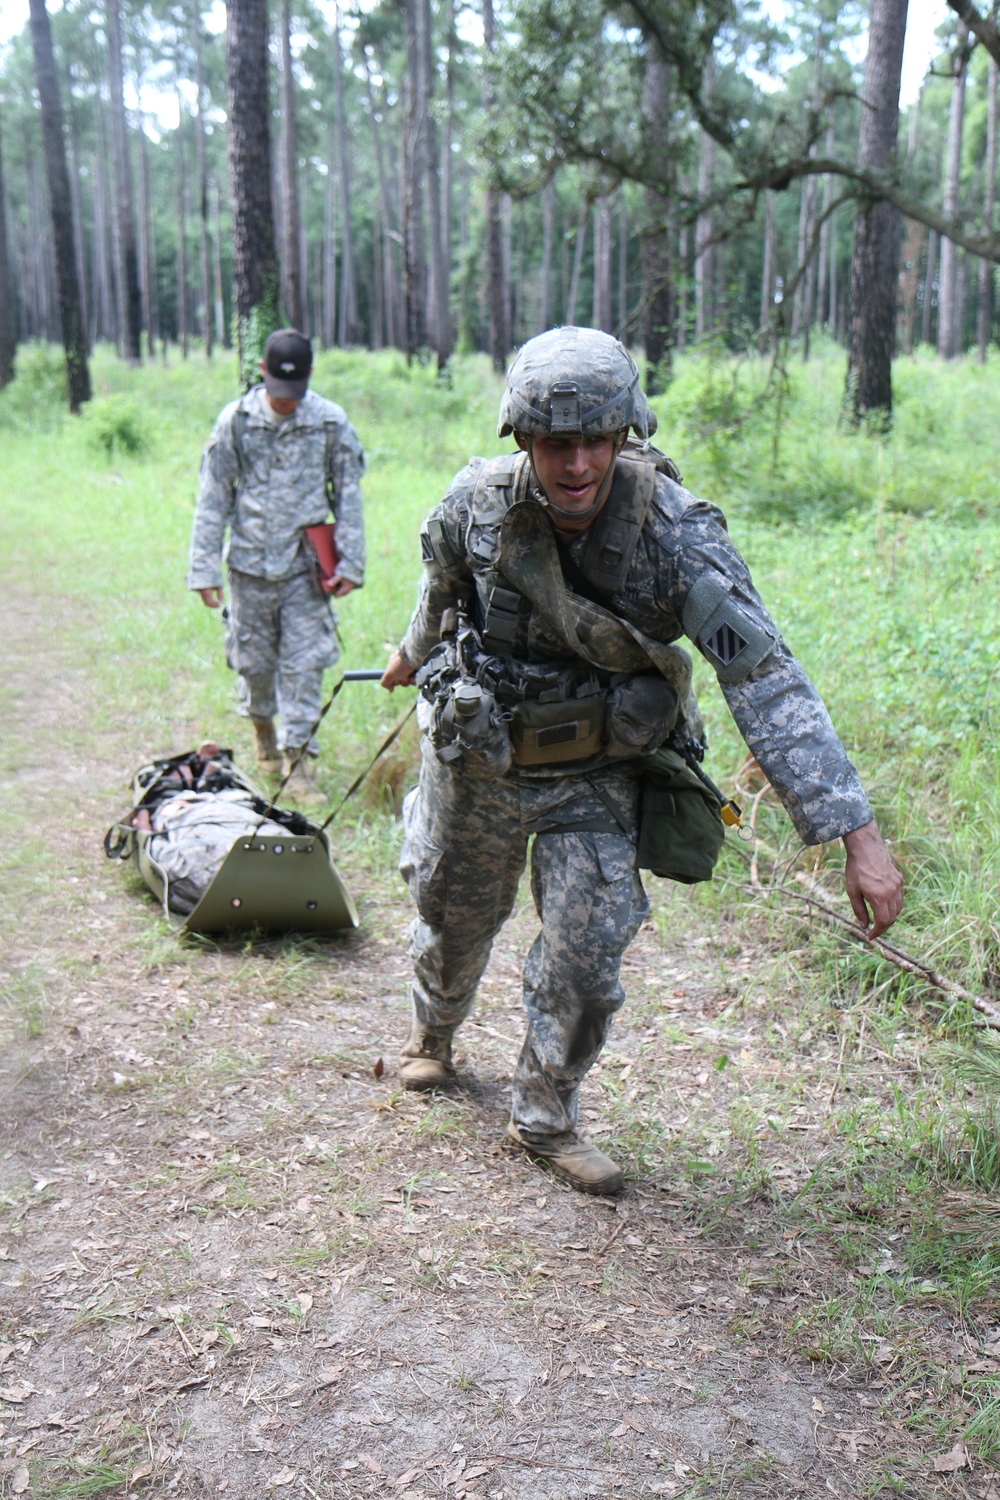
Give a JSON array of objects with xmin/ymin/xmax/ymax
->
[
  {"xmin": 322, "ymin": 127, "xmax": 337, "ymax": 347},
  {"xmin": 420, "ymin": 0, "xmax": 450, "ymax": 367},
  {"xmin": 677, "ymin": 220, "xmax": 688, "ymax": 352},
  {"xmin": 278, "ymin": 0, "xmax": 302, "ymax": 330},
  {"xmin": 511, "ymin": 201, "xmax": 524, "ymax": 347},
  {"xmin": 540, "ymin": 177, "xmax": 554, "ymax": 331},
  {"xmin": 759, "ymin": 190, "xmax": 775, "ymax": 345},
  {"xmin": 482, "ymin": 0, "xmax": 505, "ymax": 369},
  {"xmin": 938, "ymin": 33, "xmax": 968, "ymax": 360},
  {"xmin": 0, "ymin": 109, "xmax": 16, "ymax": 388},
  {"xmin": 298, "ymin": 161, "xmax": 309, "ymax": 334},
  {"xmin": 403, "ymin": 0, "xmax": 427, "ymax": 356},
  {"xmin": 898, "ymin": 219, "xmax": 923, "ymax": 355},
  {"xmin": 565, "ymin": 197, "xmax": 588, "ymax": 324},
  {"xmin": 977, "ymin": 57, "xmax": 998, "ymax": 362},
  {"xmin": 845, "ymin": 0, "xmax": 908, "ymax": 425},
  {"xmin": 816, "ymin": 126, "xmax": 834, "ymax": 334},
  {"xmin": 194, "ymin": 20, "xmax": 214, "ymax": 354},
  {"xmin": 955, "ymin": 248, "xmax": 969, "ymax": 350},
  {"xmin": 694, "ymin": 137, "xmax": 714, "ymax": 341},
  {"xmin": 105, "ymin": 0, "xmax": 142, "ymax": 361},
  {"xmin": 333, "ymin": 8, "xmax": 357, "ymax": 346},
  {"xmin": 65, "ymin": 82, "xmax": 90, "ymax": 352},
  {"xmin": 921, "ymin": 228, "xmax": 936, "ymax": 344},
  {"xmin": 136, "ymin": 111, "xmax": 156, "ymax": 358},
  {"xmin": 364, "ymin": 61, "xmax": 399, "ymax": 349},
  {"xmin": 443, "ymin": 0, "xmax": 456, "ymax": 322},
  {"xmin": 226, "ymin": 0, "xmax": 280, "ymax": 386},
  {"xmin": 501, "ymin": 192, "xmax": 512, "ymax": 353},
  {"xmin": 641, "ymin": 48, "xmax": 673, "ymax": 389},
  {"xmin": 177, "ymin": 111, "xmax": 189, "ymax": 357},
  {"xmin": 617, "ymin": 190, "xmax": 627, "ymax": 335},
  {"xmin": 28, "ymin": 0, "xmax": 91, "ymax": 407},
  {"xmin": 211, "ymin": 175, "xmax": 228, "ymax": 346},
  {"xmin": 592, "ymin": 194, "xmax": 613, "ymax": 332},
  {"xmin": 92, "ymin": 120, "xmax": 114, "ymax": 343}
]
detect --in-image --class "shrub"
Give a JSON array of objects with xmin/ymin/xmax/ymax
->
[
  {"xmin": 0, "ymin": 341, "xmax": 68, "ymax": 429},
  {"xmin": 83, "ymin": 395, "xmax": 152, "ymax": 458}
]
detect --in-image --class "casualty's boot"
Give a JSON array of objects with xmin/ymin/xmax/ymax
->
[
  {"xmin": 399, "ymin": 1024, "xmax": 454, "ymax": 1091},
  {"xmin": 506, "ymin": 1121, "xmax": 625, "ymax": 1196},
  {"xmin": 282, "ymin": 748, "xmax": 325, "ymax": 806},
  {"xmin": 252, "ymin": 716, "xmax": 281, "ymax": 774}
]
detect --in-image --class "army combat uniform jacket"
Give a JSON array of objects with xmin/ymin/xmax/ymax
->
[
  {"xmin": 186, "ymin": 385, "xmax": 366, "ymax": 591},
  {"xmin": 402, "ymin": 449, "xmax": 872, "ymax": 847}
]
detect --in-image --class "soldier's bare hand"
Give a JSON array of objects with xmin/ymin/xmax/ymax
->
[
  {"xmin": 381, "ymin": 649, "xmax": 417, "ymax": 691},
  {"xmin": 328, "ymin": 576, "xmax": 357, "ymax": 597},
  {"xmin": 842, "ymin": 820, "xmax": 903, "ymax": 939},
  {"xmin": 198, "ymin": 587, "xmax": 223, "ymax": 608}
]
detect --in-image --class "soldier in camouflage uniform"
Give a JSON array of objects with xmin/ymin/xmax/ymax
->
[
  {"xmin": 188, "ymin": 330, "xmax": 365, "ymax": 800},
  {"xmin": 382, "ymin": 326, "xmax": 902, "ymax": 1195}
]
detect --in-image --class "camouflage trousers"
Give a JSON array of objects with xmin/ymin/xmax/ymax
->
[
  {"xmin": 225, "ymin": 569, "xmax": 339, "ymax": 752},
  {"xmin": 399, "ymin": 743, "xmax": 649, "ymax": 1139}
]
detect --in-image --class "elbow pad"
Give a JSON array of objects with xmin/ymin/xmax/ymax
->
[{"xmin": 682, "ymin": 572, "xmax": 776, "ymax": 684}]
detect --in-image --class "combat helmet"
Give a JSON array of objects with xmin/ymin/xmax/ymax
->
[{"xmin": 498, "ymin": 325, "xmax": 656, "ymax": 441}]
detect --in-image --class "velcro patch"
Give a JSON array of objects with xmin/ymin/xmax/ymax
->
[{"xmin": 704, "ymin": 621, "xmax": 748, "ymax": 668}]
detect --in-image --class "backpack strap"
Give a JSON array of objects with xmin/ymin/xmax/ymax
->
[
  {"xmin": 323, "ymin": 415, "xmax": 340, "ymax": 507},
  {"xmin": 578, "ymin": 456, "xmax": 657, "ymax": 597},
  {"xmin": 229, "ymin": 398, "xmax": 251, "ymax": 492}
]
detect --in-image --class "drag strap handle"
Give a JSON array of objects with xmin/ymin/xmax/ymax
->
[{"xmin": 341, "ymin": 670, "xmax": 386, "ymax": 681}]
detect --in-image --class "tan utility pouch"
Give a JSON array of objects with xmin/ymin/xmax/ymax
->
[{"xmin": 510, "ymin": 697, "xmax": 605, "ymax": 766}]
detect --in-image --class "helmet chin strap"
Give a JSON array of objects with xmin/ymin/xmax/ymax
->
[{"xmin": 526, "ymin": 431, "xmax": 628, "ymax": 525}]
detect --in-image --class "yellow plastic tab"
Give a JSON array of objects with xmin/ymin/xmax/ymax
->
[{"xmin": 720, "ymin": 800, "xmax": 743, "ymax": 829}]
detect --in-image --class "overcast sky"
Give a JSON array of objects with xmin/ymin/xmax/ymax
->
[{"xmin": 0, "ymin": 0, "xmax": 954, "ymax": 117}]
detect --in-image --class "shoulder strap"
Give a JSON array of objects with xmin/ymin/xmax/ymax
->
[
  {"xmin": 622, "ymin": 437, "xmax": 683, "ymax": 485},
  {"xmin": 323, "ymin": 415, "xmax": 339, "ymax": 506},
  {"xmin": 579, "ymin": 456, "xmax": 656, "ymax": 596},
  {"xmin": 229, "ymin": 400, "xmax": 251, "ymax": 488}
]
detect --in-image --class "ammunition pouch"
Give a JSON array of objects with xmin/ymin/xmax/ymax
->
[
  {"xmin": 636, "ymin": 747, "xmax": 725, "ymax": 885},
  {"xmin": 605, "ymin": 674, "xmax": 679, "ymax": 759},
  {"xmin": 510, "ymin": 694, "xmax": 606, "ymax": 766}
]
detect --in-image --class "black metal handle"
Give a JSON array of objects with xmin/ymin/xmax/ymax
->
[{"xmin": 341, "ymin": 669, "xmax": 386, "ymax": 681}]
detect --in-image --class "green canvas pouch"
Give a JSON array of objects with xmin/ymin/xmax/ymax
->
[{"xmin": 637, "ymin": 747, "xmax": 725, "ymax": 885}]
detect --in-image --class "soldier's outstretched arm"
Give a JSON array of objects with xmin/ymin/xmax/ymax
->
[
  {"xmin": 657, "ymin": 489, "xmax": 903, "ymax": 934},
  {"xmin": 186, "ymin": 407, "xmax": 241, "ymax": 595}
]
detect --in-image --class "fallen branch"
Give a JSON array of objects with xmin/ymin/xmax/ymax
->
[
  {"xmin": 750, "ymin": 878, "xmax": 1000, "ymax": 1030},
  {"xmin": 731, "ymin": 774, "xmax": 1000, "ymax": 1029}
]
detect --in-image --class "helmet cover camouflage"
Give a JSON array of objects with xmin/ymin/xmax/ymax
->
[{"xmin": 498, "ymin": 325, "xmax": 656, "ymax": 440}]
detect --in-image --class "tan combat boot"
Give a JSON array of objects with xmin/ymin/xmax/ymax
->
[
  {"xmin": 399, "ymin": 1024, "xmax": 454, "ymax": 1091},
  {"xmin": 506, "ymin": 1121, "xmax": 624, "ymax": 1196},
  {"xmin": 282, "ymin": 748, "xmax": 324, "ymax": 805},
  {"xmin": 251, "ymin": 716, "xmax": 281, "ymax": 774}
]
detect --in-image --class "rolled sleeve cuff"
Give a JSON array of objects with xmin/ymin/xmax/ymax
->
[
  {"xmin": 779, "ymin": 765, "xmax": 874, "ymax": 846},
  {"xmin": 335, "ymin": 560, "xmax": 364, "ymax": 587},
  {"xmin": 187, "ymin": 569, "xmax": 224, "ymax": 591}
]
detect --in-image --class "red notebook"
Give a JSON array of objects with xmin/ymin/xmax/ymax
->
[{"xmin": 303, "ymin": 523, "xmax": 339, "ymax": 594}]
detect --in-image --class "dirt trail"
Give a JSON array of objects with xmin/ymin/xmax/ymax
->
[{"xmin": 0, "ymin": 587, "xmax": 982, "ymax": 1499}]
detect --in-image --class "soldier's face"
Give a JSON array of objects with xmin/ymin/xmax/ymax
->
[{"xmin": 517, "ymin": 432, "xmax": 620, "ymax": 525}]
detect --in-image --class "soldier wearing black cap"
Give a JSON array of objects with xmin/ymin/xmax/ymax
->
[{"xmin": 187, "ymin": 330, "xmax": 366, "ymax": 800}]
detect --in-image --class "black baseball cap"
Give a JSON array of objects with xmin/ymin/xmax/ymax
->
[{"xmin": 262, "ymin": 329, "xmax": 312, "ymax": 398}]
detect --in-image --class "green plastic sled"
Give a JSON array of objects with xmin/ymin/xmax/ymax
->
[{"xmin": 106, "ymin": 751, "xmax": 359, "ymax": 936}]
